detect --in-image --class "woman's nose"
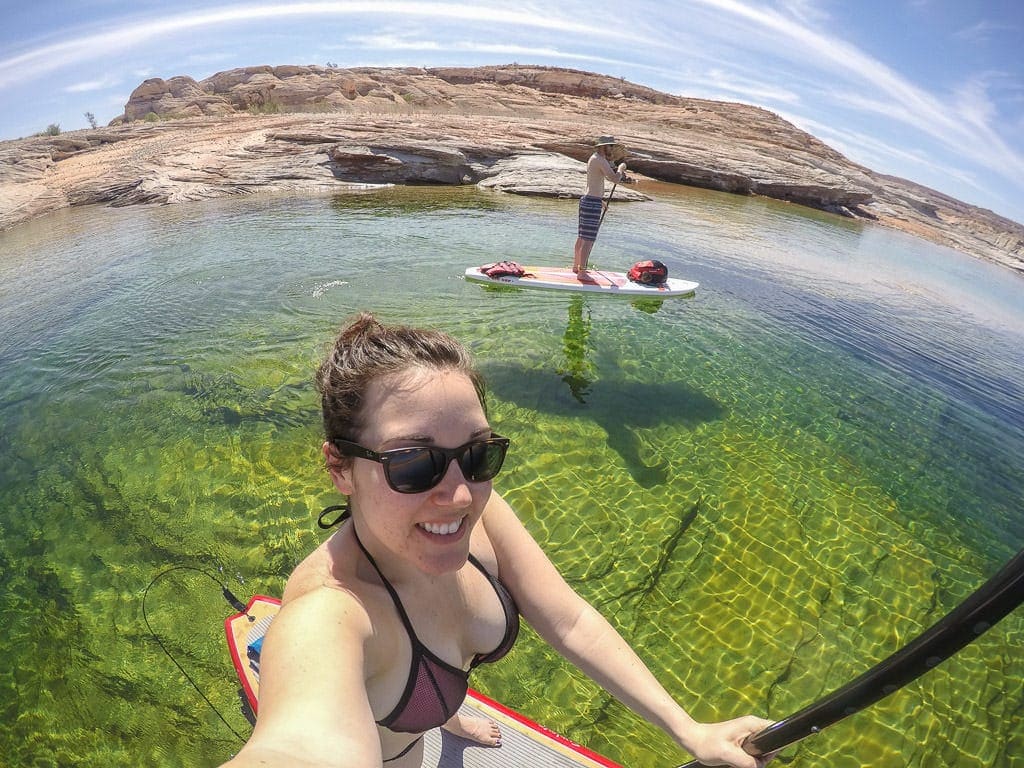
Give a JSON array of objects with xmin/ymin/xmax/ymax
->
[{"xmin": 432, "ymin": 459, "xmax": 474, "ymax": 504}]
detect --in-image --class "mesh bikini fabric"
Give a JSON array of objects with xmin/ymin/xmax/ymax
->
[{"xmin": 352, "ymin": 528, "xmax": 521, "ymax": 734}]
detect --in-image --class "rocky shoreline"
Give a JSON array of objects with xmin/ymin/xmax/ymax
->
[{"xmin": 1, "ymin": 64, "xmax": 1021, "ymax": 276}]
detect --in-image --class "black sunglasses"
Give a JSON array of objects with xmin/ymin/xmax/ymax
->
[{"xmin": 332, "ymin": 434, "xmax": 510, "ymax": 494}]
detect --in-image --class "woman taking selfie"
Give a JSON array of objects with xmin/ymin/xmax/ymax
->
[{"xmin": 221, "ymin": 312, "xmax": 772, "ymax": 768}]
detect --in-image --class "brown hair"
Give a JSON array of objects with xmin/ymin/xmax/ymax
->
[{"xmin": 316, "ymin": 312, "xmax": 487, "ymax": 449}]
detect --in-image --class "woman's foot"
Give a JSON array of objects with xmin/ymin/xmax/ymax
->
[{"xmin": 441, "ymin": 713, "xmax": 502, "ymax": 747}]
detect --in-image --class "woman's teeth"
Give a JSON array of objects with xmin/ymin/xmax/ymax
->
[{"xmin": 419, "ymin": 519, "xmax": 462, "ymax": 535}]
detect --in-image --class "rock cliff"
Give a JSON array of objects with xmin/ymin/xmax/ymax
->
[{"xmin": 1, "ymin": 64, "xmax": 1020, "ymax": 275}]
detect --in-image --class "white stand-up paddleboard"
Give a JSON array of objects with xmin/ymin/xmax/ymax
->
[{"xmin": 464, "ymin": 265, "xmax": 698, "ymax": 297}]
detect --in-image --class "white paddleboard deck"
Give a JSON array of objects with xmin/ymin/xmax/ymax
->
[{"xmin": 465, "ymin": 266, "xmax": 698, "ymax": 297}]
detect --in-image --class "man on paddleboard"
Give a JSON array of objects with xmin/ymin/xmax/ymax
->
[{"xmin": 573, "ymin": 136, "xmax": 628, "ymax": 274}]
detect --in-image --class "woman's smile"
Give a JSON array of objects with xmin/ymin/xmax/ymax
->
[{"xmin": 417, "ymin": 516, "xmax": 467, "ymax": 538}]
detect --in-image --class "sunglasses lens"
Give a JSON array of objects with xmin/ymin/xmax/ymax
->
[
  {"xmin": 461, "ymin": 440, "xmax": 507, "ymax": 482},
  {"xmin": 385, "ymin": 448, "xmax": 447, "ymax": 493}
]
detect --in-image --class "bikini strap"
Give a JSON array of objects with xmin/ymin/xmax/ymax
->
[
  {"xmin": 317, "ymin": 503, "xmax": 351, "ymax": 529},
  {"xmin": 350, "ymin": 526, "xmax": 420, "ymax": 640},
  {"xmin": 383, "ymin": 736, "xmax": 422, "ymax": 763}
]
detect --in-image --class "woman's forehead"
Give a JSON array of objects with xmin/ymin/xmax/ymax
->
[{"xmin": 361, "ymin": 368, "xmax": 483, "ymax": 429}]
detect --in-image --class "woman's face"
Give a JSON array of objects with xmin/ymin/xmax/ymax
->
[{"xmin": 327, "ymin": 367, "xmax": 494, "ymax": 576}]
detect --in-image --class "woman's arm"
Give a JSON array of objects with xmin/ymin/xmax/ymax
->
[
  {"xmin": 219, "ymin": 588, "xmax": 384, "ymax": 768},
  {"xmin": 482, "ymin": 492, "xmax": 771, "ymax": 768}
]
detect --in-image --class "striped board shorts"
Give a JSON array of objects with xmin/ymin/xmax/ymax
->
[{"xmin": 577, "ymin": 195, "xmax": 604, "ymax": 241}]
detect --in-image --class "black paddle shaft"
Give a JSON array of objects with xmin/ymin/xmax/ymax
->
[
  {"xmin": 677, "ymin": 546, "xmax": 1024, "ymax": 767},
  {"xmin": 598, "ymin": 182, "xmax": 618, "ymax": 228}
]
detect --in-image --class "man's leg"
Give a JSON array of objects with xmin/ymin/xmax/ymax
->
[
  {"xmin": 574, "ymin": 237, "xmax": 595, "ymax": 272},
  {"xmin": 574, "ymin": 195, "xmax": 602, "ymax": 272},
  {"xmin": 573, "ymin": 237, "xmax": 585, "ymax": 272}
]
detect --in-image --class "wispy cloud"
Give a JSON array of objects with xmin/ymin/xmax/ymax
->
[
  {"xmin": 776, "ymin": 0, "xmax": 831, "ymax": 26},
  {"xmin": 700, "ymin": 68, "xmax": 801, "ymax": 104},
  {"xmin": 339, "ymin": 34, "xmax": 639, "ymax": 70},
  {"xmin": 954, "ymin": 77, "xmax": 998, "ymax": 128},
  {"xmin": 0, "ymin": 2, "xmax": 629, "ymax": 90},
  {"xmin": 64, "ymin": 75, "xmax": 123, "ymax": 93},
  {"xmin": 183, "ymin": 52, "xmax": 236, "ymax": 66},
  {"xmin": 954, "ymin": 19, "xmax": 1016, "ymax": 44},
  {"xmin": 688, "ymin": 0, "xmax": 1024, "ymax": 180},
  {"xmin": 793, "ymin": 113, "xmax": 990, "ymax": 197}
]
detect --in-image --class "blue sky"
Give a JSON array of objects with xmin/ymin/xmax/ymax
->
[{"xmin": 2, "ymin": 1, "xmax": 1022, "ymax": 224}]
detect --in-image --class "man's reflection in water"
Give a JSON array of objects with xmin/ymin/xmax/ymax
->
[{"xmin": 558, "ymin": 296, "xmax": 595, "ymax": 403}]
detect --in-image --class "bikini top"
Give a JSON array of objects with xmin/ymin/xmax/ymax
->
[{"xmin": 352, "ymin": 528, "xmax": 520, "ymax": 734}]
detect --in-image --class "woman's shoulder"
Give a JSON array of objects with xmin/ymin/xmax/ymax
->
[
  {"xmin": 283, "ymin": 527, "xmax": 365, "ymax": 596},
  {"xmin": 278, "ymin": 532, "xmax": 400, "ymax": 642},
  {"xmin": 279, "ymin": 574, "xmax": 370, "ymax": 633}
]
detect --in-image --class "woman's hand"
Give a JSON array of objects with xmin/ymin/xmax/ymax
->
[{"xmin": 683, "ymin": 717, "xmax": 776, "ymax": 768}]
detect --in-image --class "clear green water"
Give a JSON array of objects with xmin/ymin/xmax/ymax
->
[{"xmin": 0, "ymin": 185, "xmax": 1021, "ymax": 768}]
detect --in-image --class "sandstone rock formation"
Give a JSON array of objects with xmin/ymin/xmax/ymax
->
[{"xmin": 1, "ymin": 65, "xmax": 1021, "ymax": 276}]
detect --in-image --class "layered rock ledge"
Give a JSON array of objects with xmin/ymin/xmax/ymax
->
[{"xmin": 1, "ymin": 65, "xmax": 1021, "ymax": 276}]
